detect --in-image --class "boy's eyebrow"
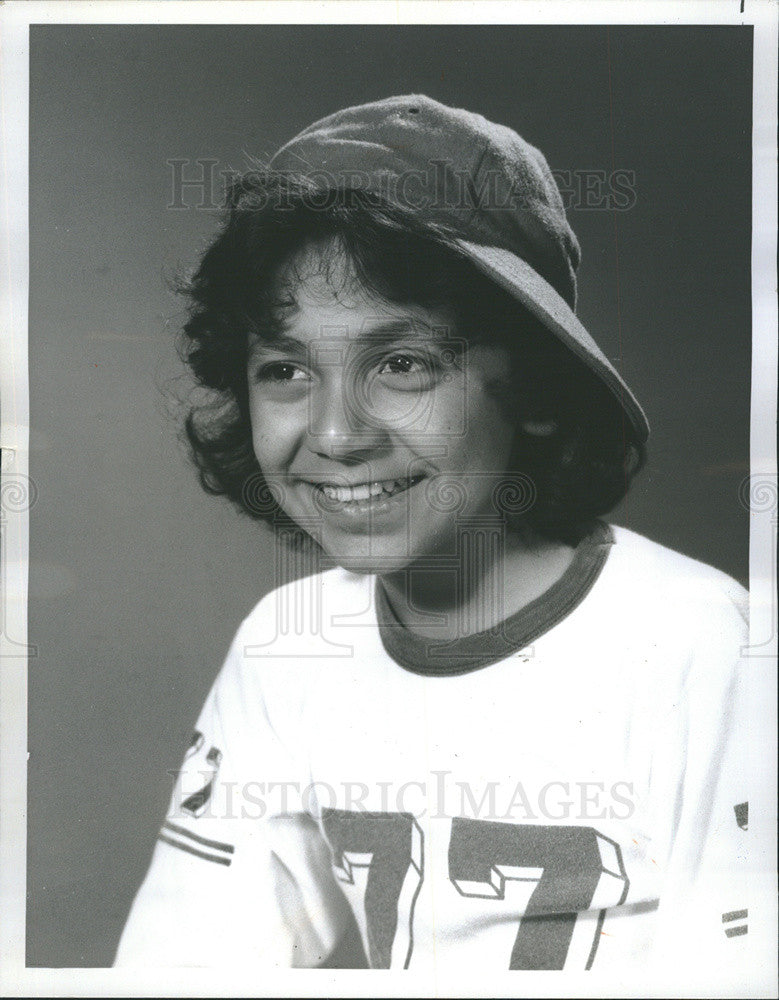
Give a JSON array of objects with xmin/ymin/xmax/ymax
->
[
  {"xmin": 357, "ymin": 319, "xmax": 453, "ymax": 343},
  {"xmin": 248, "ymin": 333, "xmax": 308, "ymax": 356},
  {"xmin": 250, "ymin": 319, "xmax": 453, "ymax": 354}
]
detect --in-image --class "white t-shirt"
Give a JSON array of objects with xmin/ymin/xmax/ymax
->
[{"xmin": 115, "ymin": 522, "xmax": 750, "ymax": 978}]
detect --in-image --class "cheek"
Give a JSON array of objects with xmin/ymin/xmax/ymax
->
[
  {"xmin": 458, "ymin": 381, "xmax": 517, "ymax": 466},
  {"xmin": 247, "ymin": 397, "xmax": 301, "ymax": 471},
  {"xmin": 410, "ymin": 380, "xmax": 516, "ymax": 471}
]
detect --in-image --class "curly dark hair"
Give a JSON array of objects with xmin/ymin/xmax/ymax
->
[{"xmin": 179, "ymin": 171, "xmax": 646, "ymax": 545}]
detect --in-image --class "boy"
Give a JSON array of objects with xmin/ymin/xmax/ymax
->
[{"xmin": 115, "ymin": 95, "xmax": 748, "ymax": 978}]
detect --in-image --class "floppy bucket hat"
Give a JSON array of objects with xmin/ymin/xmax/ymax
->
[{"xmin": 269, "ymin": 94, "xmax": 649, "ymax": 443}]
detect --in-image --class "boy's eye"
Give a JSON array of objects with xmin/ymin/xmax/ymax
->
[
  {"xmin": 256, "ymin": 362, "xmax": 309, "ymax": 383},
  {"xmin": 378, "ymin": 353, "xmax": 428, "ymax": 375}
]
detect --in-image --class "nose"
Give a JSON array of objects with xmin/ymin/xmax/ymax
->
[{"xmin": 306, "ymin": 377, "xmax": 390, "ymax": 461}]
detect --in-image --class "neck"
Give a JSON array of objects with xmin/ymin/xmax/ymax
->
[{"xmin": 379, "ymin": 522, "xmax": 575, "ymax": 642}]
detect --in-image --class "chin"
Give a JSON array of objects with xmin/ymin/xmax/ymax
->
[{"xmin": 321, "ymin": 540, "xmax": 417, "ymax": 576}]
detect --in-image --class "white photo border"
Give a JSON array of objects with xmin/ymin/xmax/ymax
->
[{"xmin": 1, "ymin": 2, "xmax": 776, "ymax": 997}]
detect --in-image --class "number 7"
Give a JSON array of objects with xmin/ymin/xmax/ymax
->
[
  {"xmin": 322, "ymin": 810, "xmax": 424, "ymax": 969},
  {"xmin": 448, "ymin": 818, "xmax": 630, "ymax": 969}
]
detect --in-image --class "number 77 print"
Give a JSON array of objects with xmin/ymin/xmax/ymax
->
[{"xmin": 322, "ymin": 810, "xmax": 629, "ymax": 970}]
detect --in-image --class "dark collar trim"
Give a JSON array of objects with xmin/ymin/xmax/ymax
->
[{"xmin": 375, "ymin": 520, "xmax": 614, "ymax": 677}]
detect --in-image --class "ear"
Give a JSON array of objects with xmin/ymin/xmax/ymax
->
[{"xmin": 520, "ymin": 418, "xmax": 558, "ymax": 437}]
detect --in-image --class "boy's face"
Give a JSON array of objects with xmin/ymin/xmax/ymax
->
[{"xmin": 247, "ymin": 242, "xmax": 518, "ymax": 573}]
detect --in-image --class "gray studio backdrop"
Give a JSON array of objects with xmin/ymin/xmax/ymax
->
[{"xmin": 28, "ymin": 24, "xmax": 752, "ymax": 965}]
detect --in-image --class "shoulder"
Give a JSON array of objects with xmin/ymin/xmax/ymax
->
[
  {"xmin": 237, "ymin": 565, "xmax": 375, "ymax": 644},
  {"xmin": 606, "ymin": 524, "xmax": 748, "ymax": 620},
  {"xmin": 200, "ymin": 566, "xmax": 374, "ymax": 742},
  {"xmin": 597, "ymin": 524, "xmax": 748, "ymax": 668},
  {"xmin": 215, "ymin": 564, "xmax": 374, "ymax": 691},
  {"xmin": 581, "ymin": 526, "xmax": 750, "ymax": 721}
]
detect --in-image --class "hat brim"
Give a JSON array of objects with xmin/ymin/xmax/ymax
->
[{"xmin": 453, "ymin": 239, "xmax": 650, "ymax": 444}]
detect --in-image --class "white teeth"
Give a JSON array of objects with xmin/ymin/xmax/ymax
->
[
  {"xmin": 317, "ymin": 476, "xmax": 419, "ymax": 504},
  {"xmin": 348, "ymin": 483, "xmax": 372, "ymax": 501}
]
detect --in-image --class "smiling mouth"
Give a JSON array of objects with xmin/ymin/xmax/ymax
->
[{"xmin": 312, "ymin": 475, "xmax": 424, "ymax": 506}]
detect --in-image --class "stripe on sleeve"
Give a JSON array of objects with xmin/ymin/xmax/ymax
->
[
  {"xmin": 721, "ymin": 908, "xmax": 748, "ymax": 939},
  {"xmin": 158, "ymin": 831, "xmax": 232, "ymax": 866},
  {"xmin": 163, "ymin": 819, "xmax": 235, "ymax": 854}
]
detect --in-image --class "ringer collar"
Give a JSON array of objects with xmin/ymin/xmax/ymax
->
[{"xmin": 375, "ymin": 520, "xmax": 614, "ymax": 677}]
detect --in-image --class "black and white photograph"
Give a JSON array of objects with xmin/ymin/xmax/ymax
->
[{"xmin": 0, "ymin": 2, "xmax": 777, "ymax": 997}]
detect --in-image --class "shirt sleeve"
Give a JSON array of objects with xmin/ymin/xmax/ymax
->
[
  {"xmin": 648, "ymin": 580, "xmax": 753, "ymax": 990},
  {"xmin": 113, "ymin": 614, "xmax": 352, "ymax": 968}
]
